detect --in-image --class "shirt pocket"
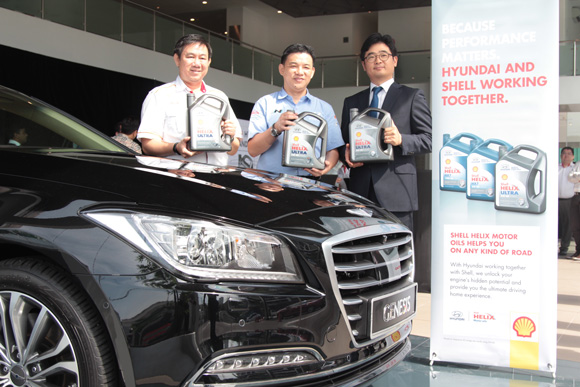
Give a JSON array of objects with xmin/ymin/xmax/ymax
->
[{"xmin": 164, "ymin": 105, "xmax": 186, "ymax": 141}]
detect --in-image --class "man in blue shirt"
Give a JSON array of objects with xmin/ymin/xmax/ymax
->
[{"xmin": 248, "ymin": 44, "xmax": 344, "ymax": 178}]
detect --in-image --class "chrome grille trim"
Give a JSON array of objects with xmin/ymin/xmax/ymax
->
[
  {"xmin": 321, "ymin": 222, "xmax": 416, "ymax": 347},
  {"xmin": 331, "ymin": 234, "xmax": 412, "ymax": 254}
]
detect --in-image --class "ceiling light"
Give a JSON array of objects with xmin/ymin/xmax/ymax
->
[
  {"xmin": 277, "ymin": 10, "xmax": 282, "ymax": 14},
  {"xmin": 202, "ymin": 1, "xmax": 207, "ymax": 4},
  {"xmin": 190, "ymin": 18, "xmax": 195, "ymax": 21}
]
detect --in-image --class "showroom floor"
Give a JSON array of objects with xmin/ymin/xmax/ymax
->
[{"xmin": 365, "ymin": 252, "xmax": 580, "ymax": 386}]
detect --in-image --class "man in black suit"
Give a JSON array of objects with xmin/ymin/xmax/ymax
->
[{"xmin": 341, "ymin": 33, "xmax": 432, "ymax": 232}]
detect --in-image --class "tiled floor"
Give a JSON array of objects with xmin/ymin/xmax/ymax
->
[{"xmin": 365, "ymin": 254, "xmax": 580, "ymax": 386}]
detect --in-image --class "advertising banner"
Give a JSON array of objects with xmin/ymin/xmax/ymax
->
[{"xmin": 430, "ymin": 0, "xmax": 558, "ymax": 373}]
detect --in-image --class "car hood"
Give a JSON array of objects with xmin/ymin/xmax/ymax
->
[{"xmin": 1, "ymin": 149, "xmax": 402, "ymax": 237}]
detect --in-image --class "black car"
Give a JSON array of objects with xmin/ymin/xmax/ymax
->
[{"xmin": 0, "ymin": 85, "xmax": 417, "ymax": 387}]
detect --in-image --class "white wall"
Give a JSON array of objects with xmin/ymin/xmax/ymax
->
[
  {"xmin": 378, "ymin": 7, "xmax": 432, "ymax": 51},
  {"xmin": 237, "ymin": 7, "xmax": 377, "ymax": 57}
]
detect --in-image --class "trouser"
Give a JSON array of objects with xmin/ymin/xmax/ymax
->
[
  {"xmin": 559, "ymin": 197, "xmax": 572, "ymax": 251},
  {"xmin": 367, "ymin": 181, "xmax": 414, "ymax": 232},
  {"xmin": 570, "ymin": 195, "xmax": 580, "ymax": 254}
]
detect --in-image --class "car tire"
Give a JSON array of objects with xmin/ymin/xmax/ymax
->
[{"xmin": 0, "ymin": 257, "xmax": 118, "ymax": 386}]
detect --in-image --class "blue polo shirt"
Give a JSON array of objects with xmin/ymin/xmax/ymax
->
[{"xmin": 248, "ymin": 88, "xmax": 344, "ymax": 176}]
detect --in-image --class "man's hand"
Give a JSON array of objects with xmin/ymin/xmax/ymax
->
[
  {"xmin": 221, "ymin": 119, "xmax": 237, "ymax": 139},
  {"xmin": 345, "ymin": 143, "xmax": 364, "ymax": 168},
  {"xmin": 383, "ymin": 121, "xmax": 402, "ymax": 146},
  {"xmin": 175, "ymin": 137, "xmax": 198, "ymax": 158},
  {"xmin": 275, "ymin": 111, "xmax": 298, "ymax": 132}
]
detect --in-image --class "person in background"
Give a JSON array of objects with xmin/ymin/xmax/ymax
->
[
  {"xmin": 340, "ymin": 33, "xmax": 432, "ymax": 232},
  {"xmin": 137, "ymin": 34, "xmax": 242, "ymax": 165},
  {"xmin": 112, "ymin": 117, "xmax": 142, "ymax": 154},
  {"xmin": 568, "ymin": 150, "xmax": 580, "ymax": 261},
  {"xmin": 558, "ymin": 147, "xmax": 575, "ymax": 256},
  {"xmin": 7, "ymin": 127, "xmax": 28, "ymax": 146},
  {"xmin": 247, "ymin": 43, "xmax": 344, "ymax": 179}
]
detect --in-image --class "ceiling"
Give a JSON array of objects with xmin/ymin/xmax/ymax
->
[{"xmin": 129, "ymin": 0, "xmax": 431, "ymax": 35}]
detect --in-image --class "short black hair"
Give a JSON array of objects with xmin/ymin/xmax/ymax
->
[
  {"xmin": 281, "ymin": 43, "xmax": 315, "ymax": 65},
  {"xmin": 562, "ymin": 146, "xmax": 574, "ymax": 155},
  {"xmin": 174, "ymin": 34, "xmax": 212, "ymax": 59},
  {"xmin": 116, "ymin": 117, "xmax": 140, "ymax": 136},
  {"xmin": 8, "ymin": 127, "xmax": 26, "ymax": 139},
  {"xmin": 359, "ymin": 33, "xmax": 398, "ymax": 62}
]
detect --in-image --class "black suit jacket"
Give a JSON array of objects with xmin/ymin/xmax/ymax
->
[{"xmin": 340, "ymin": 82, "xmax": 432, "ymax": 212}]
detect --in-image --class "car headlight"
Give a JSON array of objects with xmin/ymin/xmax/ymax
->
[{"xmin": 84, "ymin": 211, "xmax": 303, "ymax": 283}]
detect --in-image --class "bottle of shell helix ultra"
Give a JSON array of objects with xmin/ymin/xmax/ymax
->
[
  {"xmin": 494, "ymin": 145, "xmax": 546, "ymax": 214},
  {"xmin": 282, "ymin": 112, "xmax": 328, "ymax": 169},
  {"xmin": 440, "ymin": 133, "xmax": 483, "ymax": 192},
  {"xmin": 349, "ymin": 108, "xmax": 394, "ymax": 163},
  {"xmin": 187, "ymin": 93, "xmax": 231, "ymax": 152}
]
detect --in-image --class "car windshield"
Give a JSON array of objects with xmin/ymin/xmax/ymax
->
[{"xmin": 0, "ymin": 86, "xmax": 128, "ymax": 153}]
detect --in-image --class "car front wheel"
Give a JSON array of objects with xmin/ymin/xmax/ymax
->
[{"xmin": 0, "ymin": 258, "xmax": 118, "ymax": 386}]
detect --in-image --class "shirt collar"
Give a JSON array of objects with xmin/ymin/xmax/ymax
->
[
  {"xmin": 370, "ymin": 78, "xmax": 395, "ymax": 93},
  {"xmin": 277, "ymin": 88, "xmax": 312, "ymax": 103},
  {"xmin": 176, "ymin": 76, "xmax": 207, "ymax": 94}
]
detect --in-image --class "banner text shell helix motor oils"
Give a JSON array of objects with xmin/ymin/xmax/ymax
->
[
  {"xmin": 282, "ymin": 112, "xmax": 328, "ymax": 169},
  {"xmin": 439, "ymin": 133, "xmax": 483, "ymax": 192},
  {"xmin": 349, "ymin": 107, "xmax": 394, "ymax": 162},
  {"xmin": 187, "ymin": 93, "xmax": 232, "ymax": 152},
  {"xmin": 466, "ymin": 139, "xmax": 513, "ymax": 201},
  {"xmin": 494, "ymin": 145, "xmax": 546, "ymax": 214}
]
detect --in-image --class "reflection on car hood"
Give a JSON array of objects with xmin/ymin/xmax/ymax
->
[{"xmin": 1, "ymin": 149, "xmax": 401, "ymax": 235}]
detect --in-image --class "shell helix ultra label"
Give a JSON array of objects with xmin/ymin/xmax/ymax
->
[
  {"xmin": 467, "ymin": 154, "xmax": 496, "ymax": 199},
  {"xmin": 352, "ymin": 122, "xmax": 379, "ymax": 159},
  {"xmin": 440, "ymin": 146, "xmax": 468, "ymax": 190},
  {"xmin": 191, "ymin": 109, "xmax": 220, "ymax": 148},
  {"xmin": 495, "ymin": 161, "xmax": 529, "ymax": 209},
  {"xmin": 288, "ymin": 134, "xmax": 316, "ymax": 167}
]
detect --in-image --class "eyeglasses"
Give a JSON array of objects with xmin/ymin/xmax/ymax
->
[{"xmin": 364, "ymin": 52, "xmax": 393, "ymax": 63}]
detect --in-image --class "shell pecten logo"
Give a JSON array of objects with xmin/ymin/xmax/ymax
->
[
  {"xmin": 356, "ymin": 132, "xmax": 362, "ymax": 137},
  {"xmin": 293, "ymin": 136, "xmax": 299, "ymax": 141},
  {"xmin": 513, "ymin": 316, "xmax": 536, "ymax": 338},
  {"xmin": 391, "ymin": 331, "xmax": 401, "ymax": 342}
]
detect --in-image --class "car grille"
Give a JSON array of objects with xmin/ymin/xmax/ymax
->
[{"xmin": 322, "ymin": 223, "xmax": 414, "ymax": 345}]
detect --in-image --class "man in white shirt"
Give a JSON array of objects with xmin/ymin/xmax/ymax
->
[
  {"xmin": 559, "ymin": 147, "xmax": 575, "ymax": 256},
  {"xmin": 7, "ymin": 127, "xmax": 28, "ymax": 146},
  {"xmin": 137, "ymin": 34, "xmax": 242, "ymax": 166}
]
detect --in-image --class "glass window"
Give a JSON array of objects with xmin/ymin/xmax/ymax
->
[
  {"xmin": 210, "ymin": 34, "xmax": 232, "ymax": 73},
  {"xmin": 44, "ymin": 0, "xmax": 84, "ymax": 30},
  {"xmin": 123, "ymin": 3, "xmax": 154, "ymax": 50},
  {"xmin": 184, "ymin": 25, "xmax": 208, "ymax": 40},
  {"xmin": 254, "ymin": 51, "xmax": 274, "ymax": 84},
  {"xmin": 0, "ymin": 0, "xmax": 41, "ymax": 17},
  {"xmin": 358, "ymin": 61, "xmax": 370, "ymax": 86},
  {"xmin": 0, "ymin": 87, "xmax": 125, "ymax": 152},
  {"xmin": 155, "ymin": 14, "xmax": 184, "ymax": 56},
  {"xmin": 233, "ymin": 44, "xmax": 253, "ymax": 79},
  {"xmin": 86, "ymin": 0, "xmax": 122, "ymax": 41},
  {"xmin": 322, "ymin": 58, "xmax": 358, "ymax": 88},
  {"xmin": 396, "ymin": 52, "xmax": 431, "ymax": 84},
  {"xmin": 309, "ymin": 59, "xmax": 323, "ymax": 89}
]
